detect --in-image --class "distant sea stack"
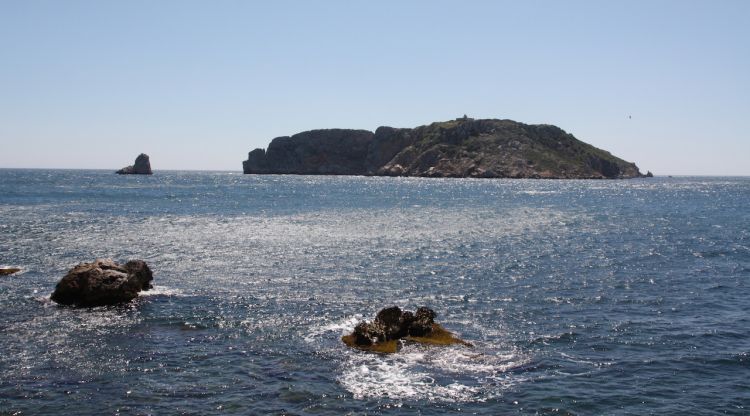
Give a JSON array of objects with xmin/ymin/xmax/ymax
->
[
  {"xmin": 243, "ymin": 118, "xmax": 646, "ymax": 179},
  {"xmin": 116, "ymin": 153, "xmax": 152, "ymax": 175}
]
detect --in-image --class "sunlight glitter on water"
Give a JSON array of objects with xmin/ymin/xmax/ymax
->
[{"xmin": 1, "ymin": 172, "xmax": 749, "ymax": 415}]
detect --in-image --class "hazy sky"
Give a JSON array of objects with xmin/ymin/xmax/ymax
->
[{"xmin": 1, "ymin": 1, "xmax": 748, "ymax": 174}]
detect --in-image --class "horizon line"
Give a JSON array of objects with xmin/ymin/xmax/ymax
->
[{"xmin": 0, "ymin": 167, "xmax": 749, "ymax": 178}]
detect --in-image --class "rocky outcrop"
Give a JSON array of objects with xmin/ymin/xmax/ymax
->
[
  {"xmin": 51, "ymin": 259, "xmax": 153, "ymax": 307},
  {"xmin": 116, "ymin": 153, "xmax": 152, "ymax": 174},
  {"xmin": 242, "ymin": 129, "xmax": 374, "ymax": 175},
  {"xmin": 0, "ymin": 267, "xmax": 21, "ymax": 276},
  {"xmin": 243, "ymin": 118, "xmax": 647, "ymax": 179},
  {"xmin": 342, "ymin": 306, "xmax": 470, "ymax": 353}
]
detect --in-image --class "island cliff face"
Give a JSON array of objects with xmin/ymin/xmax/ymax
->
[{"xmin": 243, "ymin": 118, "xmax": 644, "ymax": 179}]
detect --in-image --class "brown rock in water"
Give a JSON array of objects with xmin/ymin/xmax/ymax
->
[
  {"xmin": 342, "ymin": 306, "xmax": 471, "ymax": 353},
  {"xmin": 51, "ymin": 259, "xmax": 153, "ymax": 307},
  {"xmin": 116, "ymin": 153, "xmax": 152, "ymax": 174},
  {"xmin": 409, "ymin": 306, "xmax": 437, "ymax": 336},
  {"xmin": 0, "ymin": 267, "xmax": 21, "ymax": 276}
]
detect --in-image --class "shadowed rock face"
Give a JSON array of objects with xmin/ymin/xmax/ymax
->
[
  {"xmin": 116, "ymin": 153, "xmax": 152, "ymax": 175},
  {"xmin": 243, "ymin": 118, "xmax": 646, "ymax": 179},
  {"xmin": 243, "ymin": 129, "xmax": 374, "ymax": 175},
  {"xmin": 51, "ymin": 259, "xmax": 153, "ymax": 307}
]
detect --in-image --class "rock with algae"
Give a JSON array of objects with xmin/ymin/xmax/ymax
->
[{"xmin": 342, "ymin": 306, "xmax": 471, "ymax": 353}]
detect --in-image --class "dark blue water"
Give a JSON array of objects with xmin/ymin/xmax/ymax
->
[{"xmin": 0, "ymin": 170, "xmax": 748, "ymax": 415}]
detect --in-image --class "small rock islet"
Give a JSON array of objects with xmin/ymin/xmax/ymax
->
[
  {"xmin": 116, "ymin": 153, "xmax": 153, "ymax": 175},
  {"xmin": 51, "ymin": 258, "xmax": 153, "ymax": 307},
  {"xmin": 342, "ymin": 306, "xmax": 471, "ymax": 353}
]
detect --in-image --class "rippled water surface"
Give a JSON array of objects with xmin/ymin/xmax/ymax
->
[{"xmin": 0, "ymin": 170, "xmax": 748, "ymax": 415}]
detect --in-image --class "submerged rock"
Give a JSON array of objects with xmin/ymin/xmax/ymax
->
[
  {"xmin": 0, "ymin": 267, "xmax": 21, "ymax": 276},
  {"xmin": 342, "ymin": 306, "xmax": 471, "ymax": 353},
  {"xmin": 116, "ymin": 153, "xmax": 152, "ymax": 174},
  {"xmin": 51, "ymin": 259, "xmax": 153, "ymax": 307}
]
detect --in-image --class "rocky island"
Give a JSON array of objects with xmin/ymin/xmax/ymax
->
[
  {"xmin": 116, "ymin": 153, "xmax": 152, "ymax": 175},
  {"xmin": 243, "ymin": 117, "xmax": 647, "ymax": 179}
]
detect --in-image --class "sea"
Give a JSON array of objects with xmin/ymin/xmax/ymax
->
[{"xmin": 0, "ymin": 169, "xmax": 748, "ymax": 415}]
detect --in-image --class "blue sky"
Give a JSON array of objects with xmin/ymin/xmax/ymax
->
[{"xmin": 1, "ymin": 0, "xmax": 748, "ymax": 174}]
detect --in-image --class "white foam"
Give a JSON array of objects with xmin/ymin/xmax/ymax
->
[
  {"xmin": 521, "ymin": 190, "xmax": 558, "ymax": 195},
  {"xmin": 339, "ymin": 350, "xmax": 478, "ymax": 402},
  {"xmin": 139, "ymin": 285, "xmax": 185, "ymax": 297},
  {"xmin": 337, "ymin": 342, "xmax": 529, "ymax": 403},
  {"xmin": 430, "ymin": 346, "xmax": 524, "ymax": 375},
  {"xmin": 304, "ymin": 315, "xmax": 362, "ymax": 343}
]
